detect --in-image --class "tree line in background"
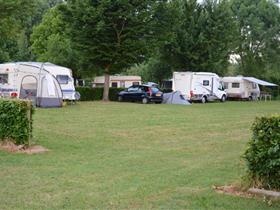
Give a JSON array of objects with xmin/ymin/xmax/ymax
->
[{"xmin": 0, "ymin": 0, "xmax": 279, "ymax": 100}]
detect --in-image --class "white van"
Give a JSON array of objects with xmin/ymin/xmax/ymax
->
[{"xmin": 172, "ymin": 72, "xmax": 227, "ymax": 103}]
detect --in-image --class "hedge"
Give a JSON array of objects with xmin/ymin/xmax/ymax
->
[
  {"xmin": 76, "ymin": 87, "xmax": 125, "ymax": 101},
  {"xmin": 0, "ymin": 99, "xmax": 34, "ymax": 145},
  {"xmin": 244, "ymin": 115, "xmax": 280, "ymax": 190}
]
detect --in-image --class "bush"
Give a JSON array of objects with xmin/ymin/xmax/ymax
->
[
  {"xmin": 0, "ymin": 99, "xmax": 34, "ymax": 145},
  {"xmin": 76, "ymin": 87, "xmax": 125, "ymax": 101},
  {"xmin": 244, "ymin": 115, "xmax": 280, "ymax": 190}
]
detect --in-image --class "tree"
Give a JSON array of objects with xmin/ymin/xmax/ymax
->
[
  {"xmin": 160, "ymin": 0, "xmax": 237, "ymax": 75},
  {"xmin": 61, "ymin": 0, "xmax": 166, "ymax": 101},
  {"xmin": 231, "ymin": 0, "xmax": 280, "ymax": 78},
  {"xmin": 31, "ymin": 6, "xmax": 76, "ymax": 69}
]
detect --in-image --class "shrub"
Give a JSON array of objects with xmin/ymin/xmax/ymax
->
[
  {"xmin": 0, "ymin": 99, "xmax": 34, "ymax": 145},
  {"xmin": 76, "ymin": 87, "xmax": 125, "ymax": 101},
  {"xmin": 244, "ymin": 115, "xmax": 280, "ymax": 190}
]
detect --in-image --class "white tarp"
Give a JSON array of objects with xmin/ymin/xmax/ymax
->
[{"xmin": 243, "ymin": 77, "xmax": 278, "ymax": 86}]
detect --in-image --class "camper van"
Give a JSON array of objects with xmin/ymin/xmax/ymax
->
[
  {"xmin": 0, "ymin": 62, "xmax": 63, "ymax": 107},
  {"xmin": 42, "ymin": 63, "xmax": 79, "ymax": 101},
  {"xmin": 172, "ymin": 72, "xmax": 227, "ymax": 103}
]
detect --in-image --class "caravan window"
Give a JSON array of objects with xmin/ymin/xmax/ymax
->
[
  {"xmin": 223, "ymin": 82, "xmax": 229, "ymax": 89},
  {"xmin": 232, "ymin": 83, "xmax": 240, "ymax": 88},
  {"xmin": 56, "ymin": 75, "xmax": 70, "ymax": 84},
  {"xmin": 252, "ymin": 83, "xmax": 257, "ymax": 89},
  {"xmin": 111, "ymin": 82, "xmax": 118, "ymax": 87},
  {"xmin": 0, "ymin": 74, "xmax": 8, "ymax": 84},
  {"xmin": 203, "ymin": 80, "xmax": 210, "ymax": 86}
]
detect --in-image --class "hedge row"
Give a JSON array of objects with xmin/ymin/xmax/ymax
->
[
  {"xmin": 244, "ymin": 115, "xmax": 280, "ymax": 190},
  {"xmin": 0, "ymin": 99, "xmax": 34, "ymax": 145},
  {"xmin": 76, "ymin": 87, "xmax": 125, "ymax": 101}
]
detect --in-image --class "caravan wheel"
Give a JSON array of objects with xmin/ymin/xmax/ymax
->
[{"xmin": 201, "ymin": 96, "xmax": 207, "ymax": 104}]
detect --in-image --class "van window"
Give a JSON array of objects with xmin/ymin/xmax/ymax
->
[
  {"xmin": 0, "ymin": 74, "xmax": 8, "ymax": 84},
  {"xmin": 133, "ymin": 82, "xmax": 140, "ymax": 86},
  {"xmin": 56, "ymin": 75, "xmax": 70, "ymax": 84},
  {"xmin": 203, "ymin": 80, "xmax": 210, "ymax": 86},
  {"xmin": 232, "ymin": 83, "xmax": 240, "ymax": 88},
  {"xmin": 223, "ymin": 82, "xmax": 228, "ymax": 89}
]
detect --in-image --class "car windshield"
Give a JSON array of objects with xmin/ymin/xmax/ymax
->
[{"xmin": 56, "ymin": 75, "xmax": 70, "ymax": 84}]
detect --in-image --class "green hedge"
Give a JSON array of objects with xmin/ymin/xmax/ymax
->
[
  {"xmin": 76, "ymin": 87, "xmax": 125, "ymax": 101},
  {"xmin": 0, "ymin": 99, "xmax": 34, "ymax": 145},
  {"xmin": 244, "ymin": 115, "xmax": 280, "ymax": 190}
]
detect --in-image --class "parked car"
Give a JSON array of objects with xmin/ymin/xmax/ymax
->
[{"xmin": 118, "ymin": 85, "xmax": 163, "ymax": 104}]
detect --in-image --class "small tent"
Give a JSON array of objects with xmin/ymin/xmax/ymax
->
[{"xmin": 162, "ymin": 91, "xmax": 191, "ymax": 105}]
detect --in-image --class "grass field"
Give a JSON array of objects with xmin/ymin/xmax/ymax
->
[{"xmin": 0, "ymin": 101, "xmax": 280, "ymax": 209}]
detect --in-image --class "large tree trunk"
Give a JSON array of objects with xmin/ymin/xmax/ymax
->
[{"xmin": 103, "ymin": 72, "xmax": 110, "ymax": 101}]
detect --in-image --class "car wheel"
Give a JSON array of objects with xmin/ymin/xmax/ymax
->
[
  {"xmin": 201, "ymin": 96, "xmax": 207, "ymax": 104},
  {"xmin": 118, "ymin": 96, "xmax": 123, "ymax": 102},
  {"xmin": 220, "ymin": 95, "xmax": 226, "ymax": 102},
  {"xmin": 142, "ymin": 97, "xmax": 149, "ymax": 104}
]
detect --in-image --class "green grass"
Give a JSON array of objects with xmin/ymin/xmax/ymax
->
[{"xmin": 0, "ymin": 101, "xmax": 280, "ymax": 209}]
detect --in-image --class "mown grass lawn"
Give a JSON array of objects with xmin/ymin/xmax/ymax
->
[{"xmin": 0, "ymin": 101, "xmax": 280, "ymax": 209}]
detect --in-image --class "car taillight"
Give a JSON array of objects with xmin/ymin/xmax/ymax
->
[
  {"xmin": 190, "ymin": 90, "xmax": 194, "ymax": 97},
  {"xmin": 11, "ymin": 92, "xmax": 18, "ymax": 98},
  {"xmin": 148, "ymin": 88, "xmax": 152, "ymax": 96}
]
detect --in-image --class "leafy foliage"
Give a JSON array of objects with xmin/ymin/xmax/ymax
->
[
  {"xmin": 160, "ymin": 0, "xmax": 237, "ymax": 76},
  {"xmin": 244, "ymin": 115, "xmax": 280, "ymax": 190},
  {"xmin": 31, "ymin": 6, "xmax": 76, "ymax": 69},
  {"xmin": 231, "ymin": 0, "xmax": 280, "ymax": 79},
  {"xmin": 0, "ymin": 99, "xmax": 34, "ymax": 145}
]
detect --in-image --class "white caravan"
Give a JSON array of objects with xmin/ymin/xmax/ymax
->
[
  {"xmin": 172, "ymin": 72, "xmax": 227, "ymax": 103},
  {"xmin": 0, "ymin": 62, "xmax": 63, "ymax": 107},
  {"xmin": 222, "ymin": 76, "xmax": 277, "ymax": 100},
  {"xmin": 42, "ymin": 63, "xmax": 79, "ymax": 101}
]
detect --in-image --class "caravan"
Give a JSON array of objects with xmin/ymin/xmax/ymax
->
[
  {"xmin": 222, "ymin": 76, "xmax": 277, "ymax": 100},
  {"xmin": 0, "ymin": 62, "xmax": 63, "ymax": 107},
  {"xmin": 172, "ymin": 72, "xmax": 227, "ymax": 103}
]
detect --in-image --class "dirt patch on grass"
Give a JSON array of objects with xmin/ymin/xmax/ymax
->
[
  {"xmin": 0, "ymin": 141, "xmax": 49, "ymax": 154},
  {"xmin": 213, "ymin": 185, "xmax": 253, "ymax": 198}
]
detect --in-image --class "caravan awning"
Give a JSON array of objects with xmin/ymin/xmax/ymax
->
[{"xmin": 243, "ymin": 77, "xmax": 278, "ymax": 86}]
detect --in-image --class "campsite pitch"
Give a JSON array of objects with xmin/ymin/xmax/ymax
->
[{"xmin": 0, "ymin": 101, "xmax": 280, "ymax": 209}]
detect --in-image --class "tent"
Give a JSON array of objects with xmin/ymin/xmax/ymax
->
[
  {"xmin": 162, "ymin": 91, "xmax": 191, "ymax": 105},
  {"xmin": 0, "ymin": 62, "xmax": 63, "ymax": 108}
]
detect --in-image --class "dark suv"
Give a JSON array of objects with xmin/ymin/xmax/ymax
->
[{"xmin": 118, "ymin": 85, "xmax": 163, "ymax": 104}]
